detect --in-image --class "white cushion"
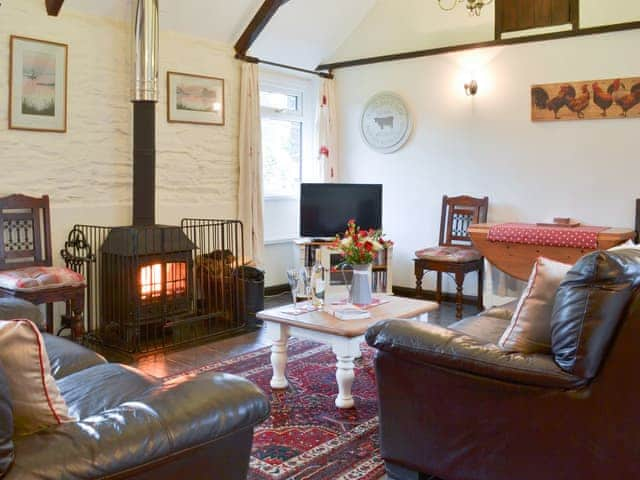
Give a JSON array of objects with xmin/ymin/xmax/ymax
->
[
  {"xmin": 0, "ymin": 320, "xmax": 74, "ymax": 435},
  {"xmin": 499, "ymin": 257, "xmax": 571, "ymax": 354}
]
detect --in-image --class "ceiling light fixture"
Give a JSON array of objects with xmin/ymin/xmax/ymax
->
[{"xmin": 437, "ymin": 0, "xmax": 494, "ymax": 16}]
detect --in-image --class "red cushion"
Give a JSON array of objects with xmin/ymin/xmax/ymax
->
[
  {"xmin": 415, "ymin": 246, "xmax": 482, "ymax": 263},
  {"xmin": 0, "ymin": 267, "xmax": 85, "ymax": 292}
]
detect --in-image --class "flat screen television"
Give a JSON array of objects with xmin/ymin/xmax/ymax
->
[{"xmin": 300, "ymin": 183, "xmax": 383, "ymax": 238}]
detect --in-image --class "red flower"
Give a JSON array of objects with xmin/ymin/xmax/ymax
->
[
  {"xmin": 359, "ymin": 230, "xmax": 368, "ymax": 238},
  {"xmin": 364, "ymin": 241, "xmax": 373, "ymax": 252}
]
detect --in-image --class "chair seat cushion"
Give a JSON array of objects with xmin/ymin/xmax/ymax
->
[
  {"xmin": 415, "ymin": 246, "xmax": 482, "ymax": 263},
  {"xmin": 0, "ymin": 267, "xmax": 85, "ymax": 292}
]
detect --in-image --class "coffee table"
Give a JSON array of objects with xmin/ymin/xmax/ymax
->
[{"xmin": 257, "ymin": 296, "xmax": 439, "ymax": 409}]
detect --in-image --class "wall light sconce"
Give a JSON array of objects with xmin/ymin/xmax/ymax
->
[{"xmin": 464, "ymin": 79, "xmax": 478, "ymax": 96}]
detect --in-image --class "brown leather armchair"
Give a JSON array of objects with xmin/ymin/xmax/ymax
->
[{"xmin": 366, "ymin": 249, "xmax": 640, "ymax": 480}]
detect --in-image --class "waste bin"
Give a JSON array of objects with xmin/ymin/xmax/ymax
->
[{"xmin": 235, "ymin": 266, "xmax": 265, "ymax": 329}]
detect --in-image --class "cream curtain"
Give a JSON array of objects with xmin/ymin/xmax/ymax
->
[
  {"xmin": 316, "ymin": 78, "xmax": 339, "ymax": 182},
  {"xmin": 238, "ymin": 63, "xmax": 265, "ymax": 266}
]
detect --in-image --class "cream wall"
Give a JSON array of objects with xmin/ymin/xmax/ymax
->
[
  {"xmin": 1, "ymin": 1, "xmax": 247, "ymax": 270},
  {"xmin": 336, "ymin": 29, "xmax": 640, "ymax": 295},
  {"xmin": 329, "ymin": 0, "xmax": 640, "ymax": 63}
]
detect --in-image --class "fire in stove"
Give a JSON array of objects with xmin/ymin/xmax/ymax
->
[{"xmin": 140, "ymin": 262, "xmax": 187, "ymax": 300}]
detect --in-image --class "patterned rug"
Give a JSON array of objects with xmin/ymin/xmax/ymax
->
[{"xmin": 167, "ymin": 339, "xmax": 384, "ymax": 480}]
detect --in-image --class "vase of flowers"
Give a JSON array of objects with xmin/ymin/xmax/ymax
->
[{"xmin": 331, "ymin": 219, "xmax": 393, "ymax": 306}]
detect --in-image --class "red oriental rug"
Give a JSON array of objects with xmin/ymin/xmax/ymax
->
[{"xmin": 166, "ymin": 339, "xmax": 384, "ymax": 480}]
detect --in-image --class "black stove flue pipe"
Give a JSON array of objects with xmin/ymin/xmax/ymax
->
[
  {"xmin": 132, "ymin": 0, "xmax": 159, "ymax": 226},
  {"xmin": 133, "ymin": 103, "xmax": 156, "ymax": 226}
]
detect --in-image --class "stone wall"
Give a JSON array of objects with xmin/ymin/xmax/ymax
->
[{"xmin": 0, "ymin": 0, "xmax": 241, "ymax": 258}]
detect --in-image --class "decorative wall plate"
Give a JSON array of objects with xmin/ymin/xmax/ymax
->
[{"xmin": 360, "ymin": 92, "xmax": 412, "ymax": 153}]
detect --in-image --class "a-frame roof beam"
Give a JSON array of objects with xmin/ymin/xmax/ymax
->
[
  {"xmin": 45, "ymin": 0, "xmax": 64, "ymax": 16},
  {"xmin": 235, "ymin": 0, "xmax": 290, "ymax": 57}
]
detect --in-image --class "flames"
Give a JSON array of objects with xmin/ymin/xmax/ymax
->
[{"xmin": 140, "ymin": 262, "xmax": 186, "ymax": 300}]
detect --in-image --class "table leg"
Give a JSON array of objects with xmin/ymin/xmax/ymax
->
[
  {"xmin": 332, "ymin": 338, "xmax": 361, "ymax": 409},
  {"xmin": 266, "ymin": 322, "xmax": 289, "ymax": 389},
  {"xmin": 414, "ymin": 263, "xmax": 424, "ymax": 298}
]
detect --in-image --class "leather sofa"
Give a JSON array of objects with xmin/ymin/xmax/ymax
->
[
  {"xmin": 2, "ymin": 334, "xmax": 269, "ymax": 479},
  {"xmin": 366, "ymin": 249, "xmax": 640, "ymax": 480}
]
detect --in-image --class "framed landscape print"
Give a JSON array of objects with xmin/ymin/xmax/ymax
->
[
  {"xmin": 9, "ymin": 36, "xmax": 68, "ymax": 132},
  {"xmin": 167, "ymin": 71, "xmax": 225, "ymax": 126}
]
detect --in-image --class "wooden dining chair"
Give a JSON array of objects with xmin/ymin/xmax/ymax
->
[
  {"xmin": 414, "ymin": 195, "xmax": 488, "ymax": 319},
  {"xmin": 0, "ymin": 194, "xmax": 86, "ymax": 338}
]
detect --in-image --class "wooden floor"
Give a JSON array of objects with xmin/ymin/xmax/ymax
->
[{"xmin": 132, "ymin": 292, "xmax": 477, "ymax": 377}]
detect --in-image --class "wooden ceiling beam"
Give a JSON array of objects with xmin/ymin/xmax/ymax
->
[
  {"xmin": 317, "ymin": 20, "xmax": 640, "ymax": 71},
  {"xmin": 45, "ymin": 0, "xmax": 65, "ymax": 16},
  {"xmin": 234, "ymin": 0, "xmax": 290, "ymax": 57}
]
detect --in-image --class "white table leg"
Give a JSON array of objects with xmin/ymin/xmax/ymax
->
[
  {"xmin": 332, "ymin": 338, "xmax": 361, "ymax": 409},
  {"xmin": 266, "ymin": 322, "xmax": 289, "ymax": 389}
]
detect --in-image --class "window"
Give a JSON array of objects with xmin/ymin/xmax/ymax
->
[
  {"xmin": 260, "ymin": 73, "xmax": 317, "ymax": 243},
  {"xmin": 260, "ymin": 85, "xmax": 305, "ymax": 198}
]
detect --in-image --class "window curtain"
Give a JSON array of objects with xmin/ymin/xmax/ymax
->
[
  {"xmin": 238, "ymin": 63, "xmax": 265, "ymax": 266},
  {"xmin": 315, "ymin": 78, "xmax": 339, "ymax": 182}
]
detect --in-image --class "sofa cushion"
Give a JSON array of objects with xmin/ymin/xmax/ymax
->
[
  {"xmin": 451, "ymin": 313, "xmax": 512, "ymax": 345},
  {"xmin": 58, "ymin": 363, "xmax": 157, "ymax": 420},
  {"xmin": 0, "ymin": 362, "xmax": 14, "ymax": 478},
  {"xmin": 0, "ymin": 320, "xmax": 75, "ymax": 435},
  {"xmin": 415, "ymin": 246, "xmax": 482, "ymax": 263},
  {"xmin": 551, "ymin": 249, "xmax": 640, "ymax": 378},
  {"xmin": 0, "ymin": 267, "xmax": 85, "ymax": 292},
  {"xmin": 0, "ymin": 298, "xmax": 43, "ymax": 330},
  {"xmin": 450, "ymin": 302, "xmax": 516, "ymax": 344},
  {"xmin": 42, "ymin": 334, "xmax": 107, "ymax": 380},
  {"xmin": 500, "ymin": 257, "xmax": 571, "ymax": 354}
]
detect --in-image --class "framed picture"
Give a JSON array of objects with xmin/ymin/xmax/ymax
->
[
  {"xmin": 531, "ymin": 76, "xmax": 640, "ymax": 122},
  {"xmin": 167, "ymin": 71, "xmax": 225, "ymax": 126},
  {"xmin": 9, "ymin": 35, "xmax": 68, "ymax": 132}
]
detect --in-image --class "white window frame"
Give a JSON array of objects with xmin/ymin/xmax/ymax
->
[{"xmin": 260, "ymin": 72, "xmax": 315, "ymax": 202}]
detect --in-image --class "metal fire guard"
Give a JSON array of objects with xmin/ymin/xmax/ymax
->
[{"xmin": 61, "ymin": 219, "xmax": 247, "ymax": 354}]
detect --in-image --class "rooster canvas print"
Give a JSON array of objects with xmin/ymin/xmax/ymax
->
[{"xmin": 531, "ymin": 77, "xmax": 640, "ymax": 122}]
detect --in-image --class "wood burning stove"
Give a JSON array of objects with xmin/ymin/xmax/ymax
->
[
  {"xmin": 101, "ymin": 226, "xmax": 195, "ymax": 335},
  {"xmin": 62, "ymin": 220, "xmax": 247, "ymax": 354}
]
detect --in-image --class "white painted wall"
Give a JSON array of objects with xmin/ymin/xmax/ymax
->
[
  {"xmin": 336, "ymin": 29, "xmax": 640, "ymax": 296},
  {"xmin": 328, "ymin": 0, "xmax": 640, "ymax": 64},
  {"xmin": 329, "ymin": 0, "xmax": 494, "ymax": 62}
]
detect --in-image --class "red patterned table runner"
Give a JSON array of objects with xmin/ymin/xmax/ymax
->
[{"xmin": 487, "ymin": 223, "xmax": 608, "ymax": 249}]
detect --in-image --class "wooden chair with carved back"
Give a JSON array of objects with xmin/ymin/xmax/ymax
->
[
  {"xmin": 0, "ymin": 194, "xmax": 85, "ymax": 338},
  {"xmin": 414, "ymin": 195, "xmax": 488, "ymax": 319}
]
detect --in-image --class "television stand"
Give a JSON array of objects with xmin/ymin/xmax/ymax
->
[{"xmin": 295, "ymin": 239, "xmax": 393, "ymax": 296}]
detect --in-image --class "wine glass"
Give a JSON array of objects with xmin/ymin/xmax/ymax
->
[{"xmin": 286, "ymin": 268, "xmax": 301, "ymax": 310}]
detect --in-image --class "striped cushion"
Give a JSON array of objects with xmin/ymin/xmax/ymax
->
[
  {"xmin": 0, "ymin": 320, "xmax": 74, "ymax": 435},
  {"xmin": 0, "ymin": 267, "xmax": 85, "ymax": 292}
]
